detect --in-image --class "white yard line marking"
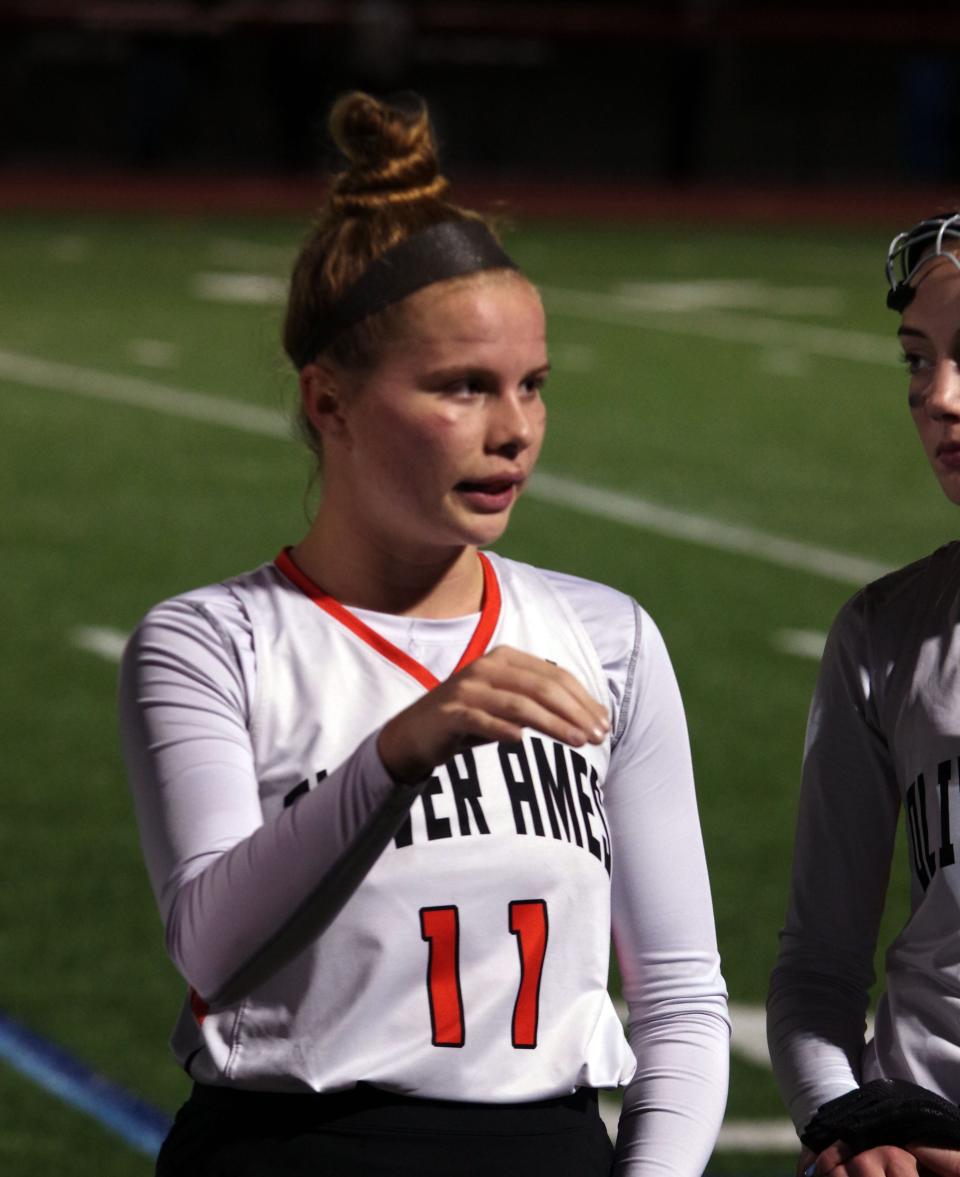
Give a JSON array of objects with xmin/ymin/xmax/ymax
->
[
  {"xmin": 539, "ymin": 284, "xmax": 894, "ymax": 366},
  {"xmin": 716, "ymin": 1119, "xmax": 799, "ymax": 1150},
  {"xmin": 128, "ymin": 339, "xmax": 180, "ymax": 369},
  {"xmin": 0, "ymin": 349, "xmax": 289, "ymax": 438},
  {"xmin": 73, "ymin": 626, "xmax": 127, "ymax": 662},
  {"xmin": 530, "ymin": 472, "xmax": 891, "ymax": 585},
  {"xmin": 612, "ymin": 280, "xmax": 845, "ymax": 316},
  {"xmin": 193, "ymin": 272, "xmax": 287, "ymax": 304},
  {"xmin": 0, "ymin": 347, "xmax": 891, "ymax": 586},
  {"xmin": 728, "ymin": 1001, "xmax": 771, "ymax": 1068},
  {"xmin": 775, "ymin": 629, "xmax": 828, "ymax": 660}
]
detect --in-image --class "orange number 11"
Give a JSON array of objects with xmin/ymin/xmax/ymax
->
[{"xmin": 419, "ymin": 900, "xmax": 549, "ymax": 1049}]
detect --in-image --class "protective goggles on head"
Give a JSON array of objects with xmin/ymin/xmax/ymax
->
[{"xmin": 886, "ymin": 212, "xmax": 960, "ymax": 311}]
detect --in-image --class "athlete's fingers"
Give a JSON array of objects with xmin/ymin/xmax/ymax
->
[
  {"xmin": 810, "ymin": 1145, "xmax": 920, "ymax": 1177},
  {"xmin": 444, "ymin": 683, "xmax": 595, "ymax": 748},
  {"xmin": 454, "ymin": 672, "xmax": 605, "ymax": 744},
  {"xmin": 844, "ymin": 1150, "xmax": 920, "ymax": 1177},
  {"xmin": 462, "ymin": 647, "xmax": 610, "ymax": 735},
  {"xmin": 378, "ymin": 698, "xmax": 525, "ymax": 783},
  {"xmin": 908, "ymin": 1145, "xmax": 960, "ymax": 1177},
  {"xmin": 487, "ymin": 647, "xmax": 610, "ymax": 724},
  {"xmin": 811, "ymin": 1141, "xmax": 853, "ymax": 1174},
  {"xmin": 379, "ymin": 681, "xmax": 598, "ymax": 784},
  {"xmin": 799, "ymin": 1148, "xmax": 819, "ymax": 1177},
  {"xmin": 378, "ymin": 645, "xmax": 612, "ymax": 785}
]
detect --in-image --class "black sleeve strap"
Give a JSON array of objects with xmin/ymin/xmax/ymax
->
[{"xmin": 801, "ymin": 1079, "xmax": 960, "ymax": 1154}]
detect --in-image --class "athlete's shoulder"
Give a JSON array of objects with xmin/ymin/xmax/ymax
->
[
  {"xmin": 127, "ymin": 562, "xmax": 284, "ymax": 675},
  {"xmin": 135, "ymin": 564, "xmax": 270, "ymax": 635},
  {"xmin": 485, "ymin": 551, "xmax": 645, "ymax": 671},
  {"xmin": 838, "ymin": 541, "xmax": 960, "ymax": 632},
  {"xmin": 865, "ymin": 540, "xmax": 959, "ymax": 599}
]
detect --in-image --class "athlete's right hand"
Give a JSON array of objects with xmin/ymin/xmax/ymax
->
[
  {"xmin": 804, "ymin": 1142, "xmax": 921, "ymax": 1177},
  {"xmin": 377, "ymin": 645, "xmax": 611, "ymax": 785}
]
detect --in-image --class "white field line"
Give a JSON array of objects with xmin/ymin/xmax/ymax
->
[
  {"xmin": 717, "ymin": 1119, "xmax": 799, "ymax": 1150},
  {"xmin": 0, "ymin": 349, "xmax": 289, "ymax": 439},
  {"xmin": 611, "ymin": 279, "xmax": 845, "ymax": 316},
  {"xmin": 1, "ymin": 347, "xmax": 891, "ymax": 586},
  {"xmin": 539, "ymin": 284, "xmax": 895, "ymax": 366},
  {"xmin": 73, "ymin": 626, "xmax": 128, "ymax": 662},
  {"xmin": 193, "ymin": 272, "xmax": 287, "ymax": 304},
  {"xmin": 775, "ymin": 628, "xmax": 829, "ymax": 660},
  {"xmin": 530, "ymin": 472, "xmax": 891, "ymax": 585},
  {"xmin": 727, "ymin": 1001, "xmax": 771, "ymax": 1068}
]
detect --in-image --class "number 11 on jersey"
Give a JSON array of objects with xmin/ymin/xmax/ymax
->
[{"xmin": 419, "ymin": 900, "xmax": 549, "ymax": 1049}]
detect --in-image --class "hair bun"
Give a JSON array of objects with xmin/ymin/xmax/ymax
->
[{"xmin": 329, "ymin": 91, "xmax": 449, "ymax": 212}]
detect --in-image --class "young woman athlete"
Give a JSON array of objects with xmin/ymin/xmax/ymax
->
[
  {"xmin": 120, "ymin": 91, "xmax": 729, "ymax": 1177},
  {"xmin": 767, "ymin": 214, "xmax": 960, "ymax": 1177}
]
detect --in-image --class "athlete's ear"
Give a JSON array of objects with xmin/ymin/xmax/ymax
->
[{"xmin": 300, "ymin": 362, "xmax": 348, "ymax": 441}]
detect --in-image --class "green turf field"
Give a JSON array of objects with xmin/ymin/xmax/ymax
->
[{"xmin": 2, "ymin": 210, "xmax": 953, "ymax": 1174}]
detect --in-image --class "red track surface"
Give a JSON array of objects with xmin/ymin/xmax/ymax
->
[{"xmin": 1, "ymin": 168, "xmax": 958, "ymax": 225}]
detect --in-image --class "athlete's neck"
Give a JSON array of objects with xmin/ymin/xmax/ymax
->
[{"xmin": 291, "ymin": 515, "xmax": 484, "ymax": 618}]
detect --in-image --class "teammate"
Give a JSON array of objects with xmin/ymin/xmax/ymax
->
[
  {"xmin": 120, "ymin": 91, "xmax": 729, "ymax": 1177},
  {"xmin": 767, "ymin": 213, "xmax": 960, "ymax": 1177}
]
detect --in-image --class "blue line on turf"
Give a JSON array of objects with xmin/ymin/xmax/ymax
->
[{"xmin": 0, "ymin": 1009, "xmax": 171, "ymax": 1156}]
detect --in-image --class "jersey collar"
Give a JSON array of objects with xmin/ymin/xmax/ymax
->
[{"xmin": 273, "ymin": 548, "xmax": 501, "ymax": 691}]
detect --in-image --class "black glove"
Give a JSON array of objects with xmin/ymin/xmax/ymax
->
[{"xmin": 801, "ymin": 1078, "xmax": 960, "ymax": 1154}]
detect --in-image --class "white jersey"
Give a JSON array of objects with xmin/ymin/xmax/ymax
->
[
  {"xmin": 120, "ymin": 549, "xmax": 728, "ymax": 1175},
  {"xmin": 768, "ymin": 541, "xmax": 960, "ymax": 1132}
]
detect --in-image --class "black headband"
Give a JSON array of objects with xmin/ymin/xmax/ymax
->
[{"xmin": 297, "ymin": 220, "xmax": 519, "ymax": 365}]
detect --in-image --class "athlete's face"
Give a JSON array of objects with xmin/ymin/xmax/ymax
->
[
  {"xmin": 899, "ymin": 255, "xmax": 960, "ymax": 505},
  {"xmin": 318, "ymin": 272, "xmax": 548, "ymax": 554}
]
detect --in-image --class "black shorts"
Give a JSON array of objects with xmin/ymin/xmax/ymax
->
[{"xmin": 156, "ymin": 1081, "xmax": 614, "ymax": 1177}]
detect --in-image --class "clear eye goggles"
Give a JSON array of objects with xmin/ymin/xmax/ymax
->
[{"xmin": 886, "ymin": 212, "xmax": 960, "ymax": 311}]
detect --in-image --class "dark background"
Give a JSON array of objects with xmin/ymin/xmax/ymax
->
[{"xmin": 2, "ymin": 0, "xmax": 959, "ymax": 191}]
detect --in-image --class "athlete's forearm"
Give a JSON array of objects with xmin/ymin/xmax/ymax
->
[
  {"xmin": 615, "ymin": 1005, "xmax": 730, "ymax": 1176},
  {"xmin": 162, "ymin": 731, "xmax": 423, "ymax": 1004},
  {"xmin": 120, "ymin": 603, "xmax": 422, "ymax": 1004},
  {"xmin": 766, "ymin": 958, "xmax": 869, "ymax": 1131},
  {"xmin": 766, "ymin": 602, "xmax": 899, "ymax": 1129},
  {"xmin": 605, "ymin": 605, "xmax": 730, "ymax": 1171}
]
